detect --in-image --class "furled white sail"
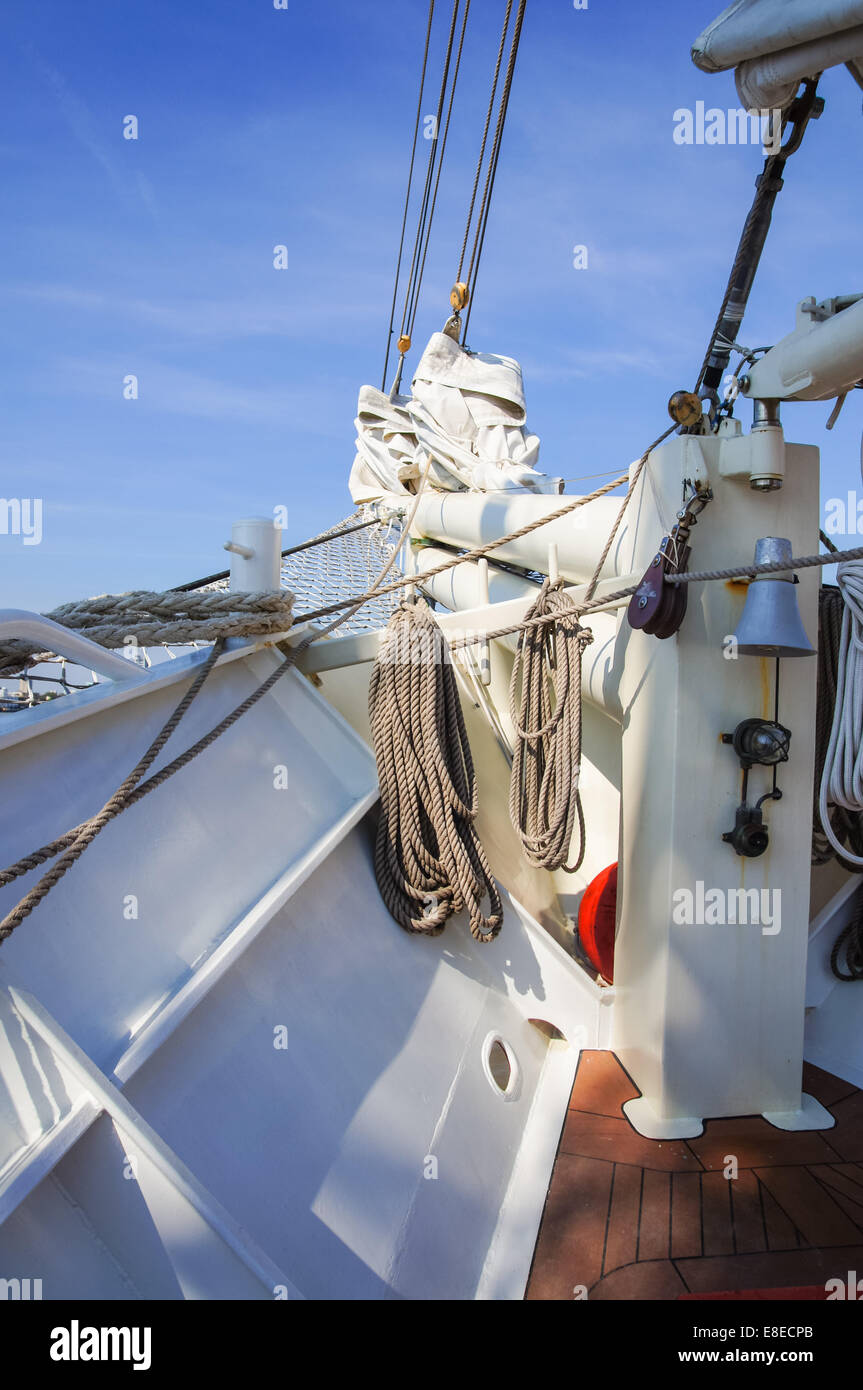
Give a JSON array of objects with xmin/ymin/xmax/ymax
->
[
  {"xmin": 693, "ymin": 0, "xmax": 863, "ymax": 110},
  {"xmin": 349, "ymin": 332, "xmax": 560, "ymax": 502}
]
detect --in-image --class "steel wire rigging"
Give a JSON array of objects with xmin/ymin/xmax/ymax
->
[{"xmin": 381, "ymin": 0, "xmax": 528, "ymax": 389}]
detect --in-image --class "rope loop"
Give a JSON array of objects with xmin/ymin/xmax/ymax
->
[
  {"xmin": 508, "ymin": 580, "xmax": 591, "ymax": 874},
  {"xmin": 369, "ymin": 601, "xmax": 503, "ymax": 943}
]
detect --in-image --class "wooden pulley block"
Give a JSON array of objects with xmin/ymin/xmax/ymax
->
[
  {"xmin": 627, "ymin": 540, "xmax": 691, "ymax": 640},
  {"xmin": 450, "ymin": 282, "xmax": 469, "ymax": 312},
  {"xmin": 397, "ymin": 334, "xmax": 412, "ymax": 355}
]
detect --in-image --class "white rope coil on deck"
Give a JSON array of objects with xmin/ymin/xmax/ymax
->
[{"xmin": 819, "ymin": 561, "xmax": 863, "ymax": 866}]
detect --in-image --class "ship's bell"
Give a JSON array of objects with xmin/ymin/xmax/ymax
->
[{"xmin": 732, "ymin": 537, "xmax": 816, "ymax": 658}]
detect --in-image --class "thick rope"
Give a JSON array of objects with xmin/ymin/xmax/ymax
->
[
  {"xmin": 0, "ymin": 462, "xmax": 438, "ymax": 941},
  {"xmin": 666, "ymin": 544, "xmax": 863, "ymax": 586},
  {"xmin": 504, "ymin": 447, "xmax": 653, "ymax": 871},
  {"xmin": 0, "ymin": 589, "xmax": 294, "ymax": 673},
  {"xmin": 814, "ymin": 582, "xmax": 863, "ymax": 979},
  {"xmin": 369, "ymin": 602, "xmax": 502, "ymax": 943},
  {"xmin": 818, "ymin": 561, "xmax": 863, "ymax": 870},
  {"xmin": 812, "ymin": 585, "xmax": 863, "ymax": 870},
  {"xmin": 508, "ymin": 581, "xmax": 593, "ymax": 872}
]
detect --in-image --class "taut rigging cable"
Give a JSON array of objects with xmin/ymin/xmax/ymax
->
[
  {"xmin": 381, "ymin": 0, "xmax": 437, "ymax": 392},
  {"xmin": 455, "ymin": 0, "xmax": 512, "ymax": 286},
  {"xmin": 460, "ymin": 0, "xmax": 527, "ymax": 344},
  {"xmin": 382, "ymin": 0, "xmax": 528, "ymax": 383},
  {"xmin": 404, "ymin": 0, "xmax": 472, "ymax": 345}
]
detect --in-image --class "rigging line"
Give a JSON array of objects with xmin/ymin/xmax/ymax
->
[
  {"xmin": 464, "ymin": 0, "xmax": 522, "ymax": 293},
  {"xmin": 406, "ymin": 0, "xmax": 472, "ymax": 340},
  {"xmin": 462, "ymin": 0, "xmax": 527, "ymax": 343},
  {"xmin": 382, "ymin": 0, "xmax": 437, "ymax": 392},
  {"xmin": 294, "ymin": 466, "xmax": 635, "ymax": 623},
  {"xmin": 0, "ymin": 459, "xmax": 439, "ymax": 926},
  {"xmin": 399, "ymin": 0, "xmax": 463, "ymax": 344},
  {"xmin": 455, "ymin": 0, "xmax": 513, "ymax": 284},
  {"xmin": 174, "ymin": 516, "xmax": 377, "ymax": 593}
]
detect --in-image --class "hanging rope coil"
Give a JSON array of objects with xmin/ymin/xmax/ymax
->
[
  {"xmin": 814, "ymin": 564, "xmax": 863, "ymax": 980},
  {"xmin": 813, "ymin": 584, "xmax": 863, "ymax": 868},
  {"xmin": 508, "ymin": 580, "xmax": 593, "ymax": 872},
  {"xmin": 369, "ymin": 601, "xmax": 502, "ymax": 942},
  {"xmin": 818, "ymin": 561, "xmax": 863, "ymax": 869}
]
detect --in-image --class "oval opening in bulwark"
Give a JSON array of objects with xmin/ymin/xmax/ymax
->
[
  {"xmin": 488, "ymin": 1040, "xmax": 512, "ymax": 1091},
  {"xmin": 481, "ymin": 1032, "xmax": 520, "ymax": 1099}
]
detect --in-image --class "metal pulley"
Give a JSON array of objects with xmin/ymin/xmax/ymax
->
[{"xmin": 627, "ymin": 487, "xmax": 712, "ymax": 640}]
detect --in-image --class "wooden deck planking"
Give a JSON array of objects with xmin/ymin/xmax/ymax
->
[{"xmin": 525, "ymin": 1050, "xmax": 863, "ymax": 1300}]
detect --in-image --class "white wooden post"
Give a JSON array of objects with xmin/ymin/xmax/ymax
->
[{"xmin": 225, "ymin": 517, "xmax": 281, "ymax": 593}]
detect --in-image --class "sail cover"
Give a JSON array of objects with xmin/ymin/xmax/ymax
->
[
  {"xmin": 349, "ymin": 332, "xmax": 560, "ymax": 503},
  {"xmin": 693, "ymin": 0, "xmax": 863, "ymax": 110}
]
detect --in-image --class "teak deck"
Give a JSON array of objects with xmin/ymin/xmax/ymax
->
[{"xmin": 526, "ymin": 1051, "xmax": 863, "ymax": 1300}]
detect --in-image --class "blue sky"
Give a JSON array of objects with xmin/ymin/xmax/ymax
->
[{"xmin": 1, "ymin": 0, "xmax": 861, "ymax": 610}]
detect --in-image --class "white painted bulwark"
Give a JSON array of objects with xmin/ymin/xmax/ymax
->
[{"xmin": 0, "ymin": 639, "xmax": 592, "ymax": 1298}]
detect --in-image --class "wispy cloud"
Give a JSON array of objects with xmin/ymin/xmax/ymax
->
[
  {"xmin": 4, "ymin": 282, "xmax": 381, "ymax": 343},
  {"xmin": 19, "ymin": 40, "xmax": 158, "ymax": 224},
  {"xmin": 57, "ymin": 356, "xmax": 347, "ymax": 431}
]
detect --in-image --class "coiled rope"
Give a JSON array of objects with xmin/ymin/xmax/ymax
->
[
  {"xmin": 506, "ymin": 445, "xmax": 652, "ymax": 870},
  {"xmin": 818, "ymin": 562, "xmax": 863, "ymax": 870},
  {"xmin": 369, "ymin": 601, "xmax": 502, "ymax": 942},
  {"xmin": 813, "ymin": 584, "xmax": 863, "ymax": 869},
  {"xmin": 807, "ymin": 558, "xmax": 863, "ymax": 982},
  {"xmin": 508, "ymin": 580, "xmax": 593, "ymax": 872}
]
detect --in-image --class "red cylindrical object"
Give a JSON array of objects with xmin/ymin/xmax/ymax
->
[{"xmin": 577, "ymin": 862, "xmax": 617, "ymax": 982}]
